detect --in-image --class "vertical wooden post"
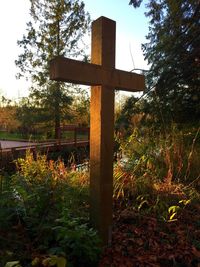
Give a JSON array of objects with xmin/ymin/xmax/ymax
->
[
  {"xmin": 58, "ymin": 127, "xmax": 61, "ymax": 147},
  {"xmin": 90, "ymin": 17, "xmax": 116, "ymax": 244},
  {"xmin": 49, "ymin": 15, "xmax": 145, "ymax": 245},
  {"xmin": 87, "ymin": 127, "xmax": 90, "ymax": 142},
  {"xmin": 74, "ymin": 128, "xmax": 77, "ymax": 147}
]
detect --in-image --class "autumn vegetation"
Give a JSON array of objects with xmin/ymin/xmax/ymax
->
[
  {"xmin": 0, "ymin": 0, "xmax": 200, "ymax": 266},
  {"xmin": 1, "ymin": 122, "xmax": 199, "ymax": 266}
]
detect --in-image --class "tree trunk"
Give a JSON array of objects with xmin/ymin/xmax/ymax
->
[{"xmin": 54, "ymin": 83, "xmax": 61, "ymax": 139}]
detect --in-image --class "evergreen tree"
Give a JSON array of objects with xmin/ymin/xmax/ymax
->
[
  {"xmin": 129, "ymin": 0, "xmax": 200, "ymax": 123},
  {"xmin": 70, "ymin": 87, "xmax": 90, "ymax": 126},
  {"xmin": 16, "ymin": 0, "xmax": 90, "ymax": 138},
  {"xmin": 115, "ymin": 96, "xmax": 139, "ymax": 134}
]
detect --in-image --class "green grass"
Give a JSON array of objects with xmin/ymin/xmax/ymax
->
[
  {"xmin": 0, "ymin": 131, "xmax": 49, "ymax": 141},
  {"xmin": 0, "ymin": 131, "xmax": 26, "ymax": 140}
]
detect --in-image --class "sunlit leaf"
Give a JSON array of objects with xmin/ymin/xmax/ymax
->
[
  {"xmin": 57, "ymin": 257, "xmax": 67, "ymax": 267},
  {"xmin": 169, "ymin": 212, "xmax": 177, "ymax": 221},
  {"xmin": 4, "ymin": 262, "xmax": 21, "ymax": 267},
  {"xmin": 138, "ymin": 200, "xmax": 149, "ymax": 211},
  {"xmin": 179, "ymin": 199, "xmax": 191, "ymax": 206},
  {"xmin": 168, "ymin": 205, "xmax": 180, "ymax": 213},
  {"xmin": 32, "ymin": 257, "xmax": 40, "ymax": 266}
]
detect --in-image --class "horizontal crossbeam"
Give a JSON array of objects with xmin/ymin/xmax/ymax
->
[{"xmin": 50, "ymin": 57, "xmax": 145, "ymax": 92}]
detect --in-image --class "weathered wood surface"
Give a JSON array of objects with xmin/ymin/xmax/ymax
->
[
  {"xmin": 0, "ymin": 140, "xmax": 37, "ymax": 149},
  {"xmin": 0, "ymin": 140, "xmax": 88, "ymax": 153},
  {"xmin": 89, "ymin": 17, "xmax": 116, "ymax": 244},
  {"xmin": 50, "ymin": 16, "xmax": 145, "ymax": 244},
  {"xmin": 50, "ymin": 57, "xmax": 144, "ymax": 92},
  {"xmin": 0, "ymin": 140, "xmax": 89, "ymax": 170}
]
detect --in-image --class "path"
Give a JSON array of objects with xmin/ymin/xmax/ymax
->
[{"xmin": 0, "ymin": 140, "xmax": 37, "ymax": 149}]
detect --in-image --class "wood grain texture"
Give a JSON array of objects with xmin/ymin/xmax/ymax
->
[
  {"xmin": 50, "ymin": 57, "xmax": 145, "ymax": 92},
  {"xmin": 89, "ymin": 16, "xmax": 115, "ymax": 244},
  {"xmin": 49, "ymin": 16, "xmax": 145, "ymax": 245}
]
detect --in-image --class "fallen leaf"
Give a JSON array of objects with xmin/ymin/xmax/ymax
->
[{"xmin": 192, "ymin": 247, "xmax": 200, "ymax": 258}]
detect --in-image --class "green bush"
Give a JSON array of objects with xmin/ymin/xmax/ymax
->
[
  {"xmin": 0, "ymin": 152, "xmax": 101, "ymax": 267},
  {"xmin": 52, "ymin": 211, "xmax": 101, "ymax": 267}
]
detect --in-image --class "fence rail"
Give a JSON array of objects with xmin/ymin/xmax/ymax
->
[{"xmin": 0, "ymin": 139, "xmax": 89, "ymax": 170}]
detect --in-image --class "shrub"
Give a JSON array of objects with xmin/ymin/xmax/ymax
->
[
  {"xmin": 117, "ymin": 126, "xmax": 200, "ymax": 185},
  {"xmin": 113, "ymin": 126, "xmax": 200, "ymax": 220},
  {"xmin": 0, "ymin": 151, "xmax": 100, "ymax": 267}
]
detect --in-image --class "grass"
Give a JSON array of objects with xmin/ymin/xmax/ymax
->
[
  {"xmin": 0, "ymin": 131, "xmax": 26, "ymax": 141},
  {"xmin": 0, "ymin": 131, "xmax": 47, "ymax": 141}
]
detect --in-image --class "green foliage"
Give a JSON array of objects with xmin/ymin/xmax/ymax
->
[
  {"xmin": 0, "ymin": 131, "xmax": 26, "ymax": 140},
  {"xmin": 69, "ymin": 87, "xmax": 90, "ymax": 126},
  {"xmin": 113, "ymin": 125, "xmax": 200, "ymax": 222},
  {"xmin": 129, "ymin": 0, "xmax": 142, "ymax": 8},
  {"xmin": 4, "ymin": 262, "xmax": 21, "ymax": 267},
  {"xmin": 117, "ymin": 126, "xmax": 200, "ymax": 184},
  {"xmin": 0, "ymin": 152, "xmax": 100, "ymax": 267},
  {"xmin": 115, "ymin": 95, "xmax": 139, "ymax": 136},
  {"xmin": 0, "ymin": 174, "xmax": 18, "ymax": 229},
  {"xmin": 15, "ymin": 97, "xmax": 55, "ymax": 138},
  {"xmin": 15, "ymin": 0, "xmax": 91, "ymax": 138},
  {"xmin": 163, "ymin": 198, "xmax": 191, "ymax": 222},
  {"xmin": 129, "ymin": 0, "xmax": 200, "ymax": 123},
  {"xmin": 37, "ymin": 255, "xmax": 67, "ymax": 267},
  {"xmin": 53, "ymin": 213, "xmax": 101, "ymax": 266}
]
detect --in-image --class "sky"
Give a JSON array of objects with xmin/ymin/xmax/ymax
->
[{"xmin": 0, "ymin": 0, "xmax": 149, "ymax": 100}]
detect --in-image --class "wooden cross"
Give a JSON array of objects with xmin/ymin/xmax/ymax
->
[{"xmin": 50, "ymin": 16, "xmax": 145, "ymax": 244}]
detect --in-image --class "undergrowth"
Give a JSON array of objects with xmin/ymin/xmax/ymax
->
[
  {"xmin": 0, "ymin": 152, "xmax": 100, "ymax": 267},
  {"xmin": 1, "ymin": 125, "xmax": 200, "ymax": 266},
  {"xmin": 114, "ymin": 126, "xmax": 200, "ymax": 215},
  {"xmin": 102, "ymin": 126, "xmax": 200, "ymax": 266}
]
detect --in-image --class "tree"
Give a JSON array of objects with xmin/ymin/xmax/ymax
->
[
  {"xmin": 16, "ymin": 97, "xmax": 42, "ymax": 137},
  {"xmin": 0, "ymin": 96, "xmax": 20, "ymax": 132},
  {"xmin": 115, "ymin": 96, "xmax": 138, "ymax": 134},
  {"xmin": 0, "ymin": 91, "xmax": 12, "ymax": 107},
  {"xmin": 129, "ymin": 0, "xmax": 200, "ymax": 123},
  {"xmin": 70, "ymin": 87, "xmax": 90, "ymax": 126},
  {"xmin": 16, "ymin": 0, "xmax": 90, "ymax": 138}
]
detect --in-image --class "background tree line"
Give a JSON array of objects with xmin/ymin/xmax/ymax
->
[
  {"xmin": 1, "ymin": 0, "xmax": 199, "ymax": 138},
  {"xmin": 0, "ymin": 89, "xmax": 89, "ymax": 139},
  {"xmin": 15, "ymin": 0, "xmax": 90, "ymax": 138},
  {"xmin": 120, "ymin": 0, "xmax": 200, "ymax": 130}
]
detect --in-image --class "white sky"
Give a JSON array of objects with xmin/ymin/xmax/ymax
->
[{"xmin": 0, "ymin": 0, "xmax": 149, "ymax": 99}]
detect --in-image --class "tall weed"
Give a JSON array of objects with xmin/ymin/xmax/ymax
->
[
  {"xmin": 114, "ymin": 126, "xmax": 200, "ymax": 218},
  {"xmin": 117, "ymin": 126, "xmax": 200, "ymax": 186}
]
